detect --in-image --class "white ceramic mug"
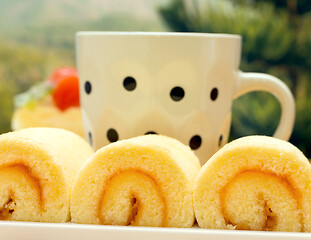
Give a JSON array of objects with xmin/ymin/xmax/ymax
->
[{"xmin": 76, "ymin": 32, "xmax": 295, "ymax": 165}]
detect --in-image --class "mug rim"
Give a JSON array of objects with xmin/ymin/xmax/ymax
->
[{"xmin": 76, "ymin": 31, "xmax": 241, "ymax": 40}]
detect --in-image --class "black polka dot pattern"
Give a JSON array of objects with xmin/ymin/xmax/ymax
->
[
  {"xmin": 107, "ymin": 128, "xmax": 119, "ymax": 142},
  {"xmin": 145, "ymin": 131, "xmax": 157, "ymax": 135},
  {"xmin": 218, "ymin": 134, "xmax": 223, "ymax": 147},
  {"xmin": 85, "ymin": 81, "xmax": 92, "ymax": 94},
  {"xmin": 210, "ymin": 88, "xmax": 218, "ymax": 101},
  {"xmin": 170, "ymin": 87, "xmax": 185, "ymax": 101},
  {"xmin": 88, "ymin": 132, "xmax": 93, "ymax": 146},
  {"xmin": 189, "ymin": 135, "xmax": 202, "ymax": 150},
  {"xmin": 123, "ymin": 76, "xmax": 137, "ymax": 91}
]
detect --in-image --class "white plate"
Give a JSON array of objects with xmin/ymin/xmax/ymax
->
[{"xmin": 1, "ymin": 222, "xmax": 311, "ymax": 240}]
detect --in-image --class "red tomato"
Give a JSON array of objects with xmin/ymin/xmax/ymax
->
[
  {"xmin": 52, "ymin": 76, "xmax": 80, "ymax": 111},
  {"xmin": 49, "ymin": 67, "xmax": 78, "ymax": 86}
]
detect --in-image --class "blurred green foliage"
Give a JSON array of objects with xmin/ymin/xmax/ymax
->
[{"xmin": 159, "ymin": 0, "xmax": 311, "ymax": 157}]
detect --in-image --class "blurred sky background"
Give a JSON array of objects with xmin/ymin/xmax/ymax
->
[{"xmin": 0, "ymin": 0, "xmax": 310, "ymax": 157}]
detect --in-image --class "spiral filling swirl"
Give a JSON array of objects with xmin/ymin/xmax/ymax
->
[
  {"xmin": 71, "ymin": 135, "xmax": 201, "ymax": 227},
  {"xmin": 0, "ymin": 164, "xmax": 42, "ymax": 221},
  {"xmin": 221, "ymin": 171, "xmax": 302, "ymax": 231},
  {"xmin": 194, "ymin": 136, "xmax": 311, "ymax": 232},
  {"xmin": 98, "ymin": 170, "xmax": 167, "ymax": 226}
]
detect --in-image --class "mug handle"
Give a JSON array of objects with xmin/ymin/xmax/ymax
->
[{"xmin": 234, "ymin": 72, "xmax": 295, "ymax": 141}]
